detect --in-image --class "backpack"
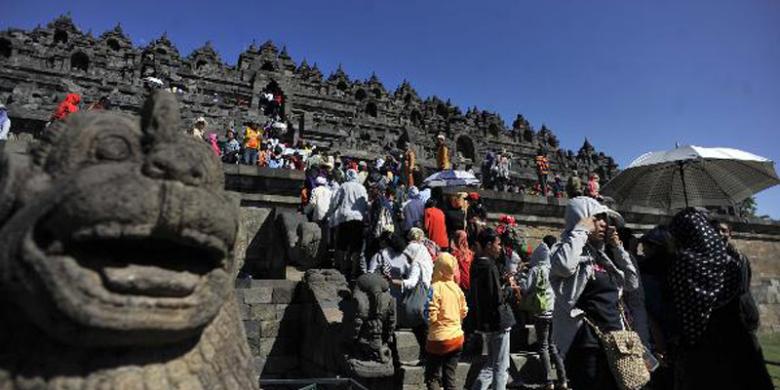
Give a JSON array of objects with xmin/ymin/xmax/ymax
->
[
  {"xmin": 519, "ymin": 268, "xmax": 553, "ymax": 314},
  {"xmin": 372, "ymin": 203, "xmax": 395, "ymax": 238}
]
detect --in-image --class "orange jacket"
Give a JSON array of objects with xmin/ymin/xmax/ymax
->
[
  {"xmin": 52, "ymin": 93, "xmax": 81, "ymax": 121},
  {"xmin": 424, "ymin": 207, "xmax": 449, "ymax": 249}
]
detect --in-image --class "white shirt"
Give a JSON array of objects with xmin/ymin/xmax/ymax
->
[
  {"xmin": 0, "ymin": 118, "xmax": 10, "ymax": 140},
  {"xmin": 401, "ymin": 242, "xmax": 433, "ymax": 291},
  {"xmin": 308, "ymin": 186, "xmax": 332, "ymax": 222}
]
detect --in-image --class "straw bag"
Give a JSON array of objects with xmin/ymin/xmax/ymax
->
[{"xmin": 582, "ymin": 305, "xmax": 650, "ymax": 390}]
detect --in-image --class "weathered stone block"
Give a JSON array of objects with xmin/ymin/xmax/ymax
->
[
  {"xmin": 271, "ymin": 283, "xmax": 296, "ymax": 304},
  {"xmin": 249, "ymin": 304, "xmax": 277, "ymax": 322},
  {"xmin": 238, "ymin": 302, "xmax": 250, "ymax": 320},
  {"xmin": 243, "ymin": 320, "xmax": 260, "ymax": 340},
  {"xmin": 398, "ymin": 364, "xmax": 424, "ymax": 385},
  {"xmin": 244, "ymin": 287, "xmax": 273, "ymax": 304},
  {"xmin": 511, "ymin": 351, "xmax": 554, "ymax": 384},
  {"xmin": 247, "ymin": 336, "xmax": 261, "ymax": 356},
  {"xmin": 258, "ymin": 320, "xmax": 281, "ymax": 338},
  {"xmin": 395, "ymin": 330, "xmax": 420, "ymax": 364},
  {"xmin": 253, "ymin": 356, "xmax": 266, "ymax": 375},
  {"xmin": 399, "ymin": 362, "xmax": 471, "ymax": 388}
]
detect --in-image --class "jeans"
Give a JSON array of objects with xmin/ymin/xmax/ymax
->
[
  {"xmin": 471, "ymin": 330, "xmax": 511, "ymax": 390},
  {"xmin": 243, "ymin": 148, "xmax": 258, "ymax": 165},
  {"xmin": 425, "ymin": 348, "xmax": 461, "ymax": 390},
  {"xmin": 535, "ymin": 316, "xmax": 567, "ymax": 385}
]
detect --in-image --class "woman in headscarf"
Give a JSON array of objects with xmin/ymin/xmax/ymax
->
[
  {"xmin": 668, "ymin": 208, "xmax": 772, "ymax": 390},
  {"xmin": 410, "ymin": 225, "xmax": 440, "ymax": 262},
  {"xmin": 393, "ymin": 230, "xmax": 434, "ymax": 360},
  {"xmin": 451, "ymin": 230, "xmax": 473, "ymax": 292},
  {"xmin": 549, "ymin": 197, "xmax": 639, "ymax": 390},
  {"xmin": 207, "ymin": 133, "xmax": 221, "ymax": 157},
  {"xmin": 523, "ymin": 242, "xmax": 569, "ymax": 390},
  {"xmin": 424, "ymin": 253, "xmax": 468, "ymax": 390}
]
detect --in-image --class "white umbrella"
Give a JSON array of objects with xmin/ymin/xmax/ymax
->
[
  {"xmin": 601, "ymin": 145, "xmax": 779, "ymax": 210},
  {"xmin": 422, "ymin": 170, "xmax": 481, "ymax": 188}
]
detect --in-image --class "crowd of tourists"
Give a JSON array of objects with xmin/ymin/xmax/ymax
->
[
  {"xmin": 481, "ymin": 147, "xmax": 601, "ymax": 199},
  {"xmin": 187, "ymin": 116, "xmax": 303, "ymax": 168},
  {"xmin": 4, "ymin": 93, "xmax": 771, "ymax": 390},
  {"xmin": 22, "ymin": 95, "xmax": 598, "ymax": 201},
  {"xmin": 296, "ymin": 148, "xmax": 772, "ymax": 390}
]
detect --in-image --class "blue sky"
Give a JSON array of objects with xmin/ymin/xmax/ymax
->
[{"xmin": 5, "ymin": 0, "xmax": 780, "ymax": 217}]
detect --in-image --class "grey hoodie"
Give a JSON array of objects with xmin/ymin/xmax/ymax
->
[
  {"xmin": 549, "ymin": 197, "xmax": 639, "ymax": 358},
  {"xmin": 520, "ymin": 243, "xmax": 555, "ymax": 317}
]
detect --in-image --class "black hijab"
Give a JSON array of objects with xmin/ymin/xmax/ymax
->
[{"xmin": 669, "ymin": 208, "xmax": 740, "ymax": 346}]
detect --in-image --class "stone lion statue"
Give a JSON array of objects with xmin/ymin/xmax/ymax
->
[{"xmin": 0, "ymin": 91, "xmax": 258, "ymax": 389}]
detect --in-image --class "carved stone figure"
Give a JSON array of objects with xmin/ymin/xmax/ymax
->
[
  {"xmin": 278, "ymin": 210, "xmax": 323, "ymax": 269},
  {"xmin": 0, "ymin": 91, "xmax": 258, "ymax": 389},
  {"xmin": 340, "ymin": 273, "xmax": 396, "ymax": 378}
]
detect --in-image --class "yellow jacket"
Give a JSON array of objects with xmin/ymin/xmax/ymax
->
[
  {"xmin": 244, "ymin": 127, "xmax": 262, "ymax": 149},
  {"xmin": 427, "ymin": 253, "xmax": 468, "ymax": 342}
]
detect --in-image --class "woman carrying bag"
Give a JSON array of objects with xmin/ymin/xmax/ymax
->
[
  {"xmin": 549, "ymin": 197, "xmax": 641, "ymax": 390},
  {"xmin": 393, "ymin": 230, "xmax": 433, "ymax": 361}
]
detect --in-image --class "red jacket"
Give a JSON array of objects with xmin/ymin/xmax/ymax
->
[
  {"xmin": 424, "ymin": 207, "xmax": 449, "ymax": 249},
  {"xmin": 52, "ymin": 93, "xmax": 81, "ymax": 121}
]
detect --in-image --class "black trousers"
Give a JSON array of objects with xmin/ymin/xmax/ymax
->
[
  {"xmin": 535, "ymin": 317, "xmax": 567, "ymax": 385},
  {"xmin": 424, "ymin": 348, "xmax": 461, "ymax": 390},
  {"xmin": 565, "ymin": 346, "xmax": 618, "ymax": 390},
  {"xmin": 412, "ymin": 324, "xmax": 428, "ymax": 361}
]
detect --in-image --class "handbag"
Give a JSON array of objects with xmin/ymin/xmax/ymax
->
[
  {"xmin": 400, "ymin": 277, "xmax": 428, "ymax": 328},
  {"xmin": 581, "ymin": 303, "xmax": 650, "ymax": 390}
]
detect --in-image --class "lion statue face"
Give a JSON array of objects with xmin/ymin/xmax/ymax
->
[{"xmin": 0, "ymin": 92, "xmax": 239, "ymax": 348}]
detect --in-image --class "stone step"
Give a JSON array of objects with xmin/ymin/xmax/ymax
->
[
  {"xmin": 394, "ymin": 330, "xmax": 420, "ymax": 365},
  {"xmin": 395, "ymin": 352, "xmax": 552, "ymax": 389},
  {"xmin": 511, "ymin": 352, "xmax": 556, "ymax": 385},
  {"xmin": 398, "ymin": 362, "xmax": 471, "ymax": 388},
  {"xmin": 396, "ymin": 324, "xmax": 541, "ymax": 366}
]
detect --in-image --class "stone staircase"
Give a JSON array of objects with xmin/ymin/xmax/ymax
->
[{"xmin": 394, "ymin": 324, "xmax": 556, "ymax": 389}]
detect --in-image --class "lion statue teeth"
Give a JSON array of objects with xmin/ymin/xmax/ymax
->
[{"xmin": 0, "ymin": 91, "xmax": 258, "ymax": 389}]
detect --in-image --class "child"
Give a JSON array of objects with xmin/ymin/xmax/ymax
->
[
  {"xmin": 425, "ymin": 253, "xmax": 468, "ymax": 390},
  {"xmin": 222, "ymin": 130, "xmax": 240, "ymax": 163},
  {"xmin": 521, "ymin": 239, "xmax": 569, "ymax": 390}
]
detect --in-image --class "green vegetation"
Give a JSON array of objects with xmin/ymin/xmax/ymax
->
[
  {"xmin": 740, "ymin": 196, "xmax": 758, "ymax": 218},
  {"xmin": 759, "ymin": 333, "xmax": 780, "ymax": 388}
]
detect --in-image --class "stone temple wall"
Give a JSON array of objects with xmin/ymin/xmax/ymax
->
[
  {"xmin": 234, "ymin": 279, "xmax": 303, "ymax": 378},
  {"xmin": 0, "ymin": 15, "xmax": 618, "ymax": 186},
  {"xmin": 733, "ymin": 235, "xmax": 780, "ymax": 332}
]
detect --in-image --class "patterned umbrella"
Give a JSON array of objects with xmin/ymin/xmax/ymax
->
[
  {"xmin": 601, "ymin": 145, "xmax": 779, "ymax": 210},
  {"xmin": 422, "ymin": 170, "xmax": 481, "ymax": 188}
]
